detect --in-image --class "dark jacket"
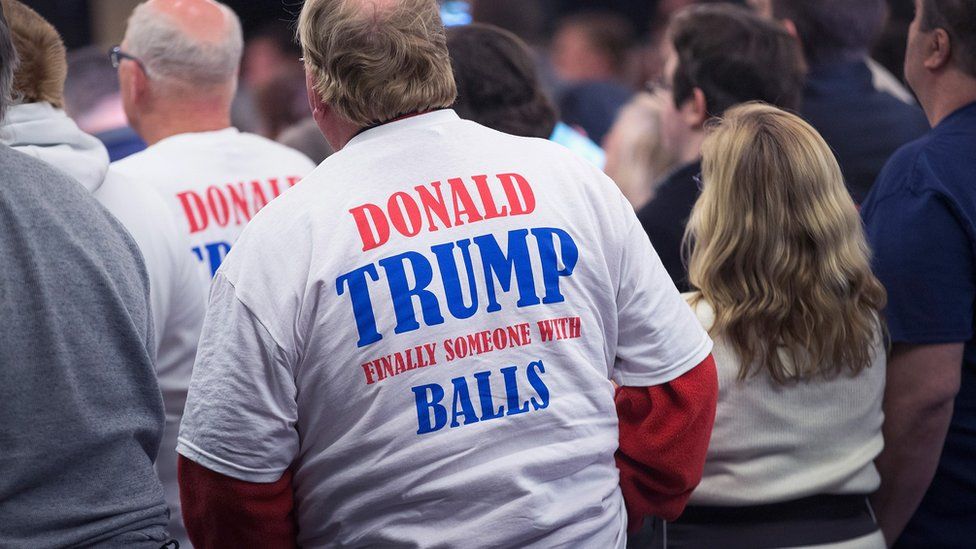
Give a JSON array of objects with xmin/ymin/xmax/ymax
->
[
  {"xmin": 801, "ymin": 60, "xmax": 930, "ymax": 203},
  {"xmin": 635, "ymin": 160, "xmax": 701, "ymax": 292}
]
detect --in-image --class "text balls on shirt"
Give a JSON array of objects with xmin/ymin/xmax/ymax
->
[{"xmin": 413, "ymin": 359, "xmax": 550, "ymax": 434}]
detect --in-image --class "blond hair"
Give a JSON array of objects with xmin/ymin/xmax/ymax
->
[
  {"xmin": 685, "ymin": 103, "xmax": 886, "ymax": 383},
  {"xmin": 298, "ymin": 0, "xmax": 457, "ymax": 127},
  {"xmin": 1, "ymin": 0, "xmax": 66, "ymax": 108}
]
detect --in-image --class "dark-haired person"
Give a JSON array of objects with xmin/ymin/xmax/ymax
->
[
  {"xmin": 0, "ymin": 2, "xmax": 171, "ymax": 546},
  {"xmin": 861, "ymin": 0, "xmax": 976, "ymax": 546},
  {"xmin": 447, "ymin": 22, "xmax": 605, "ymax": 167},
  {"xmin": 635, "ymin": 3, "xmax": 806, "ymax": 291},
  {"xmin": 767, "ymin": 0, "xmax": 930, "ymax": 203}
]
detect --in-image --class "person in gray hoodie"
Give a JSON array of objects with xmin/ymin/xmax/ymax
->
[
  {"xmin": 0, "ymin": 3, "xmax": 173, "ymax": 547},
  {"xmin": 0, "ymin": 1, "xmax": 207, "ymax": 545}
]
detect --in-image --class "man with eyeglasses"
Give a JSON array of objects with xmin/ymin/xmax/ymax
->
[
  {"xmin": 109, "ymin": 0, "xmax": 315, "ymax": 288},
  {"xmin": 106, "ymin": 0, "xmax": 314, "ymax": 544}
]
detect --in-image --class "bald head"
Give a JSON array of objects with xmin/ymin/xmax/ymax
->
[
  {"xmin": 123, "ymin": 0, "xmax": 243, "ymax": 91},
  {"xmin": 149, "ymin": 0, "xmax": 230, "ymax": 43}
]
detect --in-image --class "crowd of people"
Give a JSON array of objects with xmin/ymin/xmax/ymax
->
[{"xmin": 0, "ymin": 0, "xmax": 972, "ymax": 548}]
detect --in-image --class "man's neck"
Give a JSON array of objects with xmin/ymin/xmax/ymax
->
[
  {"xmin": 136, "ymin": 101, "xmax": 233, "ymax": 146},
  {"xmin": 921, "ymin": 73, "xmax": 976, "ymax": 127}
]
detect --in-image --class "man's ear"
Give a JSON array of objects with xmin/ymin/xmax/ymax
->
[
  {"xmin": 925, "ymin": 28, "xmax": 953, "ymax": 71},
  {"xmin": 305, "ymin": 70, "xmax": 328, "ymax": 123},
  {"xmin": 678, "ymin": 87, "xmax": 709, "ymax": 130},
  {"xmin": 124, "ymin": 62, "xmax": 149, "ymax": 110}
]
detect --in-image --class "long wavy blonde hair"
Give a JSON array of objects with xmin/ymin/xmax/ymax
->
[{"xmin": 685, "ymin": 103, "xmax": 886, "ymax": 383}]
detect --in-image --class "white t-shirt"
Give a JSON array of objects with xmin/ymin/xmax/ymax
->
[
  {"xmin": 96, "ymin": 173, "xmax": 206, "ymax": 547},
  {"xmin": 684, "ymin": 295, "xmax": 886, "ymax": 506},
  {"xmin": 178, "ymin": 110, "xmax": 712, "ymax": 548},
  {"xmin": 111, "ymin": 128, "xmax": 316, "ymax": 287}
]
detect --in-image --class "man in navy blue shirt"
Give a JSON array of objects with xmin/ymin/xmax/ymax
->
[
  {"xmin": 861, "ymin": 0, "xmax": 976, "ymax": 546},
  {"xmin": 768, "ymin": 0, "xmax": 930, "ymax": 203}
]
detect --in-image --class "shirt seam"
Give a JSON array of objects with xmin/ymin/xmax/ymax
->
[
  {"xmin": 216, "ymin": 271, "xmax": 292, "ymax": 356},
  {"xmin": 616, "ymin": 332, "xmax": 713, "ymax": 387},
  {"xmin": 177, "ymin": 438, "xmax": 286, "ymax": 480}
]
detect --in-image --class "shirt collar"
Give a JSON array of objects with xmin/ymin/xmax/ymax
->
[
  {"xmin": 344, "ymin": 109, "xmax": 461, "ymax": 149},
  {"xmin": 935, "ymin": 101, "xmax": 976, "ymax": 132}
]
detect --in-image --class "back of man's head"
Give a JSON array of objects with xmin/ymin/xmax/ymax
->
[
  {"xmin": 670, "ymin": 3, "xmax": 806, "ymax": 116},
  {"xmin": 299, "ymin": 0, "xmax": 457, "ymax": 127},
  {"xmin": 123, "ymin": 0, "xmax": 243, "ymax": 95},
  {"xmin": 447, "ymin": 23, "xmax": 557, "ymax": 139},
  {"xmin": 771, "ymin": 0, "xmax": 888, "ymax": 67},
  {"xmin": 1, "ymin": 0, "xmax": 67, "ymax": 108},
  {"xmin": 920, "ymin": 0, "xmax": 976, "ymax": 78}
]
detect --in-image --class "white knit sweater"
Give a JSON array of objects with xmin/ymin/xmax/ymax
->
[{"xmin": 685, "ymin": 294, "xmax": 886, "ymax": 507}]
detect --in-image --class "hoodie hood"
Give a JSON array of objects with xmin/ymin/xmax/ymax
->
[{"xmin": 0, "ymin": 102, "xmax": 111, "ymax": 193}]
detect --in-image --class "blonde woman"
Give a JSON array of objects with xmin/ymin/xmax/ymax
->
[{"xmin": 660, "ymin": 104, "xmax": 888, "ymax": 548}]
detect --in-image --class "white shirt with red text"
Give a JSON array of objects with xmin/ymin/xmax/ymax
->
[
  {"xmin": 177, "ymin": 110, "xmax": 711, "ymax": 548},
  {"xmin": 111, "ymin": 128, "xmax": 316, "ymax": 286}
]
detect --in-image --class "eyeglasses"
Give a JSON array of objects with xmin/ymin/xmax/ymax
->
[{"xmin": 109, "ymin": 45, "xmax": 147, "ymax": 73}]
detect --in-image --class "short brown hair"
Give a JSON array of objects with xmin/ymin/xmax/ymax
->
[
  {"xmin": 298, "ymin": 0, "xmax": 458, "ymax": 127},
  {"xmin": 670, "ymin": 3, "xmax": 805, "ymax": 116},
  {"xmin": 1, "ymin": 0, "xmax": 66, "ymax": 108},
  {"xmin": 921, "ymin": 0, "xmax": 976, "ymax": 77}
]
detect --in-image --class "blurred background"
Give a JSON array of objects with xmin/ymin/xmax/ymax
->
[{"xmin": 23, "ymin": 0, "xmax": 916, "ymax": 165}]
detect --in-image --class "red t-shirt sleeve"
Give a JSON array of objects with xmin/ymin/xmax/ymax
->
[
  {"xmin": 178, "ymin": 455, "xmax": 298, "ymax": 548},
  {"xmin": 615, "ymin": 355, "xmax": 718, "ymax": 529}
]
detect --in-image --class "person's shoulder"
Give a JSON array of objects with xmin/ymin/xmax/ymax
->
[
  {"xmin": 864, "ymin": 134, "xmax": 936, "ymax": 204},
  {"xmin": 235, "ymin": 131, "xmax": 317, "ymax": 168},
  {"xmin": 109, "ymin": 142, "xmax": 163, "ymax": 175},
  {"xmin": 0, "ymin": 144, "xmax": 96, "ymax": 205},
  {"xmin": 682, "ymin": 292, "xmax": 715, "ymax": 330},
  {"xmin": 636, "ymin": 162, "xmax": 699, "ymax": 224},
  {"xmin": 96, "ymin": 171, "xmax": 180, "ymax": 237},
  {"xmin": 0, "ymin": 145, "xmax": 147, "ymax": 280}
]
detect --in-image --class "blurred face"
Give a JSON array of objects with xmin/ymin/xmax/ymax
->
[
  {"xmin": 552, "ymin": 25, "xmax": 612, "ymax": 82},
  {"xmin": 243, "ymin": 37, "xmax": 290, "ymax": 89}
]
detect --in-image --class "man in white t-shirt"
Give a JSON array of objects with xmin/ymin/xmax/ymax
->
[
  {"xmin": 177, "ymin": 0, "xmax": 718, "ymax": 547},
  {"xmin": 110, "ymin": 0, "xmax": 316, "ymax": 288}
]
